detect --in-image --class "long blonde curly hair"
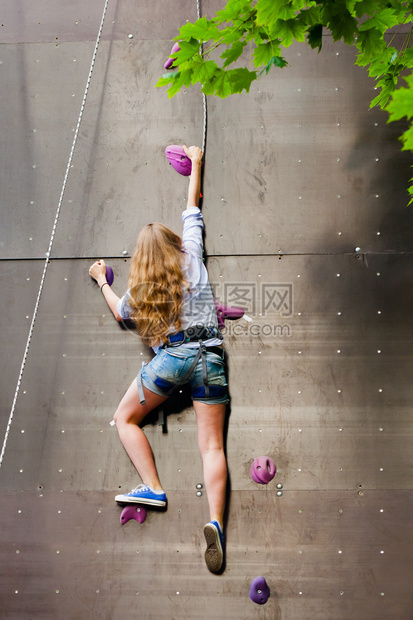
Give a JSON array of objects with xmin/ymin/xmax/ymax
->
[{"xmin": 127, "ymin": 222, "xmax": 189, "ymax": 347}]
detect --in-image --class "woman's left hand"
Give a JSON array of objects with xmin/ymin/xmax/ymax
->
[
  {"xmin": 89, "ymin": 259, "xmax": 106, "ymax": 284},
  {"xmin": 183, "ymin": 145, "xmax": 203, "ymax": 164}
]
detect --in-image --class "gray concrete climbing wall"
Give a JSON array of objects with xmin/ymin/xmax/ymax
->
[{"xmin": 1, "ymin": 0, "xmax": 413, "ymax": 618}]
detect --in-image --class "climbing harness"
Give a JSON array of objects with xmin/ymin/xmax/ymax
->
[
  {"xmin": 0, "ymin": 0, "xmax": 110, "ymax": 469},
  {"xmin": 135, "ymin": 327, "xmax": 224, "ymax": 405},
  {"xmin": 165, "ymin": 326, "xmax": 222, "ymax": 345}
]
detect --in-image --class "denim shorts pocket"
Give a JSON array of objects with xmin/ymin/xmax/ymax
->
[
  {"xmin": 205, "ymin": 355, "xmax": 227, "ymax": 387},
  {"xmin": 151, "ymin": 349, "xmax": 189, "ymax": 382}
]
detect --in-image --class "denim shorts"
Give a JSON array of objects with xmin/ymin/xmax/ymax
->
[{"xmin": 141, "ymin": 345, "xmax": 229, "ymax": 405}]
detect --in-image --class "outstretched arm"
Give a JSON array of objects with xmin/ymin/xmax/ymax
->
[
  {"xmin": 89, "ymin": 259, "xmax": 122, "ymax": 322},
  {"xmin": 183, "ymin": 145, "xmax": 203, "ymax": 208}
]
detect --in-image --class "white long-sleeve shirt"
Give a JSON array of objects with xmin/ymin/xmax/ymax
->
[{"xmin": 117, "ymin": 206, "xmax": 222, "ymax": 352}]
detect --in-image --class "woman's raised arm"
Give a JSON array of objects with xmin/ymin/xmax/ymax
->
[
  {"xmin": 89, "ymin": 259, "xmax": 123, "ymax": 322},
  {"xmin": 183, "ymin": 145, "xmax": 203, "ymax": 209}
]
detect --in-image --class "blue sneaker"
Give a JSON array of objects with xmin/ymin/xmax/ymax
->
[
  {"xmin": 115, "ymin": 484, "xmax": 167, "ymax": 507},
  {"xmin": 203, "ymin": 520, "xmax": 224, "ymax": 572}
]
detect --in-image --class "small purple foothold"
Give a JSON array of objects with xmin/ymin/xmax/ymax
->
[
  {"xmin": 214, "ymin": 299, "xmax": 244, "ymax": 329},
  {"xmin": 106, "ymin": 265, "xmax": 114, "ymax": 287},
  {"xmin": 165, "ymin": 145, "xmax": 192, "ymax": 176},
  {"xmin": 250, "ymin": 456, "xmax": 276, "ymax": 485},
  {"xmin": 120, "ymin": 505, "xmax": 147, "ymax": 525},
  {"xmin": 164, "ymin": 42, "xmax": 181, "ymax": 69},
  {"xmin": 249, "ymin": 576, "xmax": 270, "ymax": 605}
]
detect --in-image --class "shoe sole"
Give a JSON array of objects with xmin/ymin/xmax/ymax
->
[
  {"xmin": 115, "ymin": 495, "xmax": 166, "ymax": 507},
  {"xmin": 203, "ymin": 523, "xmax": 223, "ymax": 573}
]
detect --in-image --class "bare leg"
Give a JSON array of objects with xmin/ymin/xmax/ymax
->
[
  {"xmin": 113, "ymin": 379, "xmax": 167, "ymax": 490},
  {"xmin": 193, "ymin": 401, "xmax": 227, "ymax": 527}
]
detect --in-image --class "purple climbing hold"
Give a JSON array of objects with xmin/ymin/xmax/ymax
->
[
  {"xmin": 250, "ymin": 456, "xmax": 276, "ymax": 485},
  {"xmin": 120, "ymin": 505, "xmax": 147, "ymax": 525},
  {"xmin": 165, "ymin": 145, "xmax": 192, "ymax": 176},
  {"xmin": 106, "ymin": 265, "xmax": 114, "ymax": 287},
  {"xmin": 164, "ymin": 42, "xmax": 181, "ymax": 69},
  {"xmin": 214, "ymin": 299, "xmax": 244, "ymax": 329},
  {"xmin": 249, "ymin": 576, "xmax": 270, "ymax": 605}
]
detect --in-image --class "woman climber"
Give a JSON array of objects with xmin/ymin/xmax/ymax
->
[{"xmin": 89, "ymin": 145, "xmax": 228, "ymax": 573}]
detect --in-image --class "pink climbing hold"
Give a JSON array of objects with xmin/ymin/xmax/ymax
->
[
  {"xmin": 214, "ymin": 300, "xmax": 244, "ymax": 329},
  {"xmin": 120, "ymin": 505, "xmax": 147, "ymax": 525},
  {"xmin": 250, "ymin": 456, "xmax": 276, "ymax": 485},
  {"xmin": 165, "ymin": 145, "xmax": 192, "ymax": 176},
  {"xmin": 164, "ymin": 42, "xmax": 181, "ymax": 69}
]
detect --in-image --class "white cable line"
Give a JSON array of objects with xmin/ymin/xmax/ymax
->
[
  {"xmin": 201, "ymin": 83, "xmax": 207, "ymax": 156},
  {"xmin": 196, "ymin": 0, "xmax": 207, "ymax": 154},
  {"xmin": 0, "ymin": 0, "xmax": 110, "ymax": 469}
]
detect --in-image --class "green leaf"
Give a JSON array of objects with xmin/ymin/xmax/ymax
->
[
  {"xmin": 307, "ymin": 23, "xmax": 323, "ymax": 51},
  {"xmin": 259, "ymin": 55, "xmax": 288, "ymax": 76},
  {"xmin": 214, "ymin": 72, "xmax": 233, "ymax": 98},
  {"xmin": 356, "ymin": 43, "xmax": 393, "ymax": 73},
  {"xmin": 201, "ymin": 69, "xmax": 233, "ymax": 97},
  {"xmin": 370, "ymin": 88, "xmax": 391, "ymax": 109},
  {"xmin": 271, "ymin": 55, "xmax": 288, "ymax": 69},
  {"xmin": 359, "ymin": 8, "xmax": 399, "ymax": 33},
  {"xmin": 272, "ymin": 18, "xmax": 308, "ymax": 47},
  {"xmin": 322, "ymin": 3, "xmax": 358, "ymax": 44},
  {"xmin": 407, "ymin": 172, "xmax": 413, "ymax": 206},
  {"xmin": 300, "ymin": 6, "xmax": 323, "ymax": 26},
  {"xmin": 214, "ymin": 0, "xmax": 254, "ymax": 23},
  {"xmin": 245, "ymin": 24, "xmax": 266, "ymax": 44},
  {"xmin": 256, "ymin": 0, "xmax": 296, "ymax": 27},
  {"xmin": 173, "ymin": 39, "xmax": 200, "ymax": 64},
  {"xmin": 193, "ymin": 60, "xmax": 219, "ymax": 85},
  {"xmin": 156, "ymin": 68, "xmax": 194, "ymax": 97},
  {"xmin": 399, "ymin": 125, "xmax": 413, "ymax": 151},
  {"xmin": 357, "ymin": 27, "xmax": 383, "ymax": 61},
  {"xmin": 228, "ymin": 67, "xmax": 257, "ymax": 93},
  {"xmin": 171, "ymin": 69, "xmax": 194, "ymax": 97},
  {"xmin": 402, "ymin": 49, "xmax": 413, "ymax": 69},
  {"xmin": 369, "ymin": 72, "xmax": 398, "ymax": 109},
  {"xmin": 178, "ymin": 16, "xmax": 219, "ymax": 41},
  {"xmin": 347, "ymin": 0, "xmax": 386, "ymax": 19},
  {"xmin": 386, "ymin": 73, "xmax": 413, "ymax": 121},
  {"xmin": 363, "ymin": 53, "xmax": 391, "ymax": 76},
  {"xmin": 292, "ymin": 0, "xmax": 316, "ymax": 9},
  {"xmin": 253, "ymin": 41, "xmax": 278, "ymax": 67},
  {"xmin": 201, "ymin": 66, "xmax": 257, "ymax": 97},
  {"xmin": 221, "ymin": 40, "xmax": 248, "ymax": 67},
  {"xmin": 156, "ymin": 72, "xmax": 179, "ymax": 87}
]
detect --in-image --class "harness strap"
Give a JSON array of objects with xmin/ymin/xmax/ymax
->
[
  {"xmin": 199, "ymin": 341, "xmax": 210, "ymax": 398},
  {"xmin": 136, "ymin": 362, "xmax": 147, "ymax": 405},
  {"xmin": 164, "ymin": 326, "xmax": 222, "ymax": 347}
]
